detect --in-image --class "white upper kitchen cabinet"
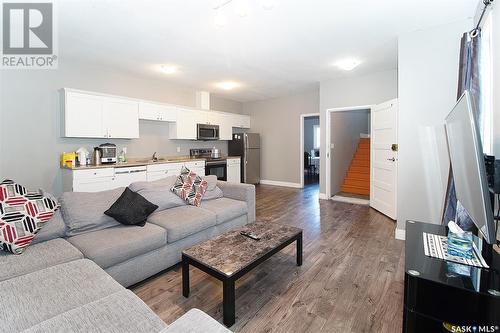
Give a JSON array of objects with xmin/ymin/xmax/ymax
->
[
  {"xmin": 102, "ymin": 97, "xmax": 139, "ymax": 139},
  {"xmin": 218, "ymin": 113, "xmax": 233, "ymax": 140},
  {"xmin": 169, "ymin": 108, "xmax": 197, "ymax": 140},
  {"xmin": 232, "ymin": 114, "xmax": 251, "ymax": 129},
  {"xmin": 63, "ymin": 89, "xmax": 139, "ymax": 139},
  {"xmin": 138, "ymin": 101, "xmax": 177, "ymax": 122},
  {"xmin": 64, "ymin": 91, "xmax": 104, "ymax": 138}
]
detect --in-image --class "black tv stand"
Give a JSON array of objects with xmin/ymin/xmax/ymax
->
[{"xmin": 403, "ymin": 221, "xmax": 500, "ymax": 333}]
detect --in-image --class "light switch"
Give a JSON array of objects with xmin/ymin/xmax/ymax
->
[{"xmin": 330, "ymin": 143, "xmax": 335, "ymax": 149}]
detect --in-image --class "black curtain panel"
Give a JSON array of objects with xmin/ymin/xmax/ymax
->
[{"xmin": 442, "ymin": 30, "xmax": 482, "ymax": 231}]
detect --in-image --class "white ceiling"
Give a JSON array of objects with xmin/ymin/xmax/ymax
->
[{"xmin": 59, "ymin": 0, "xmax": 478, "ymax": 102}]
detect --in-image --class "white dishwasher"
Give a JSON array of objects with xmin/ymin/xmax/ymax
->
[{"xmin": 113, "ymin": 166, "xmax": 147, "ymax": 188}]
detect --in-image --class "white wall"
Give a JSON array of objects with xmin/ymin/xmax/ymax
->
[
  {"xmin": 0, "ymin": 59, "xmax": 242, "ymax": 195},
  {"xmin": 397, "ymin": 19, "xmax": 473, "ymax": 232},
  {"xmin": 319, "ymin": 70, "xmax": 398, "ymax": 195},
  {"xmin": 242, "ymin": 88, "xmax": 319, "ymax": 186}
]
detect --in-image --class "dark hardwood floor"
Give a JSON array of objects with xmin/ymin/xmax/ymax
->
[{"xmin": 132, "ymin": 183, "xmax": 405, "ymax": 333}]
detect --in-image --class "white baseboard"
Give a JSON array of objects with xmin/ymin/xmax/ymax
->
[
  {"xmin": 318, "ymin": 192, "xmax": 329, "ymax": 200},
  {"xmin": 395, "ymin": 228, "xmax": 406, "ymax": 240},
  {"xmin": 260, "ymin": 180, "xmax": 302, "ymax": 188},
  {"xmin": 360, "ymin": 133, "xmax": 371, "ymax": 138},
  {"xmin": 331, "ymin": 195, "xmax": 369, "ymax": 205}
]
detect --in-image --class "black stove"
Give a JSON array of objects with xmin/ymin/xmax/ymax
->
[{"xmin": 190, "ymin": 148, "xmax": 227, "ymax": 180}]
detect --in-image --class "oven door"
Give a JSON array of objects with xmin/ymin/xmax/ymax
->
[
  {"xmin": 197, "ymin": 124, "xmax": 220, "ymax": 140},
  {"xmin": 205, "ymin": 160, "xmax": 227, "ymax": 181}
]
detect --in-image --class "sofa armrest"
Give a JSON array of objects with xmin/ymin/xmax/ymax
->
[
  {"xmin": 161, "ymin": 309, "xmax": 231, "ymax": 333},
  {"xmin": 217, "ymin": 181, "xmax": 256, "ymax": 223}
]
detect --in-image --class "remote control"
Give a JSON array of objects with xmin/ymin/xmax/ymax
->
[{"xmin": 240, "ymin": 231, "xmax": 261, "ymax": 241}]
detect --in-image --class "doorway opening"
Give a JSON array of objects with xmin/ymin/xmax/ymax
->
[
  {"xmin": 325, "ymin": 106, "xmax": 372, "ymax": 205},
  {"xmin": 300, "ymin": 113, "xmax": 320, "ymax": 190}
]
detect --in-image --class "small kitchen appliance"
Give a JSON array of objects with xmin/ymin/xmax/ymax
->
[{"xmin": 99, "ymin": 143, "xmax": 117, "ymax": 164}]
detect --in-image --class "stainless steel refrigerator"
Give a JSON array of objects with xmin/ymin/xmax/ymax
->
[{"xmin": 228, "ymin": 133, "xmax": 260, "ymax": 184}]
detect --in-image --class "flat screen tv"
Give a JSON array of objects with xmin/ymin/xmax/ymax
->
[{"xmin": 445, "ymin": 91, "xmax": 496, "ymax": 245}]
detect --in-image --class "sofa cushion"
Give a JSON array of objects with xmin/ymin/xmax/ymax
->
[
  {"xmin": 0, "ymin": 238, "xmax": 83, "ymax": 282},
  {"xmin": 105, "ymin": 188, "xmax": 158, "ymax": 226},
  {"xmin": 171, "ymin": 166, "xmax": 208, "ymax": 207},
  {"xmin": 59, "ymin": 187, "xmax": 124, "ymax": 237},
  {"xmin": 31, "ymin": 210, "xmax": 66, "ymax": 244},
  {"xmin": 129, "ymin": 176, "xmax": 186, "ymax": 211},
  {"xmin": 161, "ymin": 308, "xmax": 232, "ymax": 333},
  {"xmin": 0, "ymin": 179, "xmax": 60, "ymax": 254},
  {"xmin": 147, "ymin": 206, "xmax": 216, "ymax": 243},
  {"xmin": 0, "ymin": 259, "xmax": 123, "ymax": 332},
  {"xmin": 23, "ymin": 290, "xmax": 167, "ymax": 333},
  {"xmin": 200, "ymin": 198, "xmax": 248, "ymax": 225},
  {"xmin": 67, "ymin": 223, "xmax": 167, "ymax": 268}
]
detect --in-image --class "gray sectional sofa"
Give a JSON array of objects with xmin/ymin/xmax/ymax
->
[{"xmin": 0, "ymin": 178, "xmax": 255, "ymax": 333}]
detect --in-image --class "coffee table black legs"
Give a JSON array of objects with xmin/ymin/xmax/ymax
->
[
  {"xmin": 223, "ymin": 278, "xmax": 236, "ymax": 327},
  {"xmin": 182, "ymin": 255, "xmax": 190, "ymax": 297},
  {"xmin": 296, "ymin": 232, "xmax": 303, "ymax": 266}
]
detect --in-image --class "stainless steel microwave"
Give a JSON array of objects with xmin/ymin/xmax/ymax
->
[{"xmin": 197, "ymin": 124, "xmax": 219, "ymax": 140}]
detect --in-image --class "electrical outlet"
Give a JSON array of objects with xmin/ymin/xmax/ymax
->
[{"xmin": 176, "ymin": 147, "xmax": 181, "ymax": 153}]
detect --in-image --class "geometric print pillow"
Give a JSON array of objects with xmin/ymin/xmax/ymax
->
[
  {"xmin": 0, "ymin": 179, "xmax": 59, "ymax": 255},
  {"xmin": 171, "ymin": 166, "xmax": 208, "ymax": 207}
]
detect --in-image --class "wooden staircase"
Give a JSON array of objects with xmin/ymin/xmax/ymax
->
[{"xmin": 340, "ymin": 138, "xmax": 370, "ymax": 196}]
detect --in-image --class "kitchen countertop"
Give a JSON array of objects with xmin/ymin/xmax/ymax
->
[{"xmin": 62, "ymin": 155, "xmax": 241, "ymax": 170}]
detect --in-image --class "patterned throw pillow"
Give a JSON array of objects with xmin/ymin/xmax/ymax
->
[
  {"xmin": 171, "ymin": 166, "xmax": 208, "ymax": 207},
  {"xmin": 0, "ymin": 179, "xmax": 59, "ymax": 254}
]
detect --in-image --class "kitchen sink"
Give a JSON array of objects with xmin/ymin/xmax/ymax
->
[{"xmin": 135, "ymin": 158, "xmax": 167, "ymax": 163}]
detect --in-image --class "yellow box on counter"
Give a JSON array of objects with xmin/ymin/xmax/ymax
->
[{"xmin": 61, "ymin": 152, "xmax": 77, "ymax": 168}]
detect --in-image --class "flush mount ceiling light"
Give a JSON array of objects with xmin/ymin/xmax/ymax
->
[
  {"xmin": 159, "ymin": 64, "xmax": 179, "ymax": 74},
  {"xmin": 334, "ymin": 58, "xmax": 362, "ymax": 71},
  {"xmin": 215, "ymin": 81, "xmax": 241, "ymax": 90}
]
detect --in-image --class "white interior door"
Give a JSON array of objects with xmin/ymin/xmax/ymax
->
[{"xmin": 370, "ymin": 99, "xmax": 398, "ymax": 219}]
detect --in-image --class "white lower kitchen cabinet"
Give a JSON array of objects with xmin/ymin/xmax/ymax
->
[
  {"xmin": 63, "ymin": 161, "xmax": 206, "ymax": 192},
  {"xmin": 146, "ymin": 161, "xmax": 205, "ymax": 181},
  {"xmin": 226, "ymin": 158, "xmax": 241, "ymax": 183},
  {"xmin": 113, "ymin": 166, "xmax": 147, "ymax": 187}
]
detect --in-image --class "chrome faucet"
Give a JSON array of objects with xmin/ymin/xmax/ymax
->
[{"xmin": 152, "ymin": 152, "xmax": 158, "ymax": 162}]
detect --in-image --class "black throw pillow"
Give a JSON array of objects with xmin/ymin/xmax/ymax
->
[{"xmin": 105, "ymin": 187, "xmax": 158, "ymax": 227}]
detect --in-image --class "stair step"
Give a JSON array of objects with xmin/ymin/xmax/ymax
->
[
  {"xmin": 340, "ymin": 185, "xmax": 370, "ymax": 196},
  {"xmin": 343, "ymin": 179, "xmax": 369, "ymax": 188},
  {"xmin": 351, "ymin": 160, "xmax": 370, "ymax": 167},
  {"xmin": 347, "ymin": 171, "xmax": 370, "ymax": 180},
  {"xmin": 354, "ymin": 155, "xmax": 370, "ymax": 161},
  {"xmin": 350, "ymin": 166, "xmax": 369, "ymax": 174}
]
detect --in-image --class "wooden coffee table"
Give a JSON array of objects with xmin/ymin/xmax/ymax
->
[{"xmin": 181, "ymin": 222, "xmax": 303, "ymax": 327}]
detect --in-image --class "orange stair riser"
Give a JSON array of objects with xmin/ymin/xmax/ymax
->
[
  {"xmin": 347, "ymin": 172, "xmax": 370, "ymax": 180},
  {"xmin": 343, "ymin": 179, "xmax": 369, "ymax": 188},
  {"xmin": 350, "ymin": 166, "xmax": 369, "ymax": 174},
  {"xmin": 340, "ymin": 186, "xmax": 370, "ymax": 196}
]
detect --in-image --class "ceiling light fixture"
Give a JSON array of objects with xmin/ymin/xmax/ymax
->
[
  {"xmin": 215, "ymin": 81, "xmax": 241, "ymax": 90},
  {"xmin": 159, "ymin": 64, "xmax": 179, "ymax": 74},
  {"xmin": 334, "ymin": 58, "xmax": 361, "ymax": 71}
]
